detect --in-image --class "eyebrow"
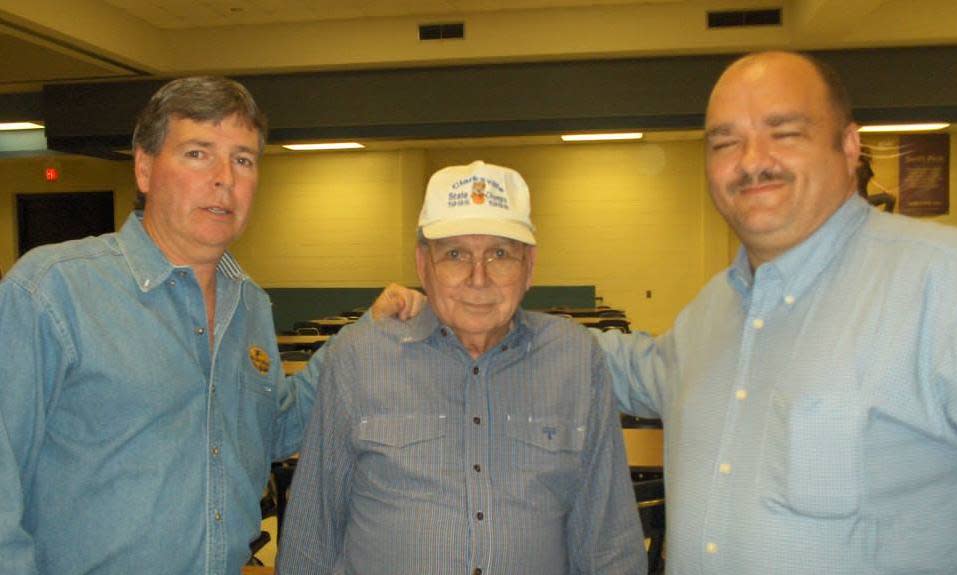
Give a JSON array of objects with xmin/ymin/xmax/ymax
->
[
  {"xmin": 705, "ymin": 124, "xmax": 733, "ymax": 139},
  {"xmin": 765, "ymin": 113, "xmax": 812, "ymax": 128},
  {"xmin": 178, "ymin": 139, "xmax": 258, "ymax": 156},
  {"xmin": 705, "ymin": 113, "xmax": 814, "ymax": 139}
]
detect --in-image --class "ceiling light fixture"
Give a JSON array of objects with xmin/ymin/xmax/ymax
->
[
  {"xmin": 282, "ymin": 142, "xmax": 365, "ymax": 151},
  {"xmin": 0, "ymin": 122, "xmax": 44, "ymax": 131},
  {"xmin": 561, "ymin": 132, "xmax": 644, "ymax": 142},
  {"xmin": 858, "ymin": 123, "xmax": 950, "ymax": 133}
]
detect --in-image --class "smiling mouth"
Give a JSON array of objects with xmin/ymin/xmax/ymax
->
[{"xmin": 205, "ymin": 206, "xmax": 232, "ymax": 216}]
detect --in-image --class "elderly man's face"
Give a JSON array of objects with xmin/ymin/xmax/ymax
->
[
  {"xmin": 705, "ymin": 52, "xmax": 860, "ymax": 267},
  {"xmin": 416, "ymin": 234, "xmax": 535, "ymax": 352},
  {"xmin": 135, "ymin": 114, "xmax": 260, "ymax": 266}
]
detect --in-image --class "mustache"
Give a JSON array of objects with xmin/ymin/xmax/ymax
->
[{"xmin": 730, "ymin": 169, "xmax": 795, "ymax": 193}]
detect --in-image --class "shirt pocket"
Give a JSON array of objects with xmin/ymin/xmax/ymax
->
[
  {"xmin": 759, "ymin": 388, "xmax": 862, "ymax": 518},
  {"xmin": 506, "ymin": 415, "xmax": 585, "ymax": 506},
  {"xmin": 354, "ymin": 414, "xmax": 450, "ymax": 470},
  {"xmin": 238, "ymin": 370, "xmax": 277, "ymax": 478}
]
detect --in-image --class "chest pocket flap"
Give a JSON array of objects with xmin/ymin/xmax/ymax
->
[
  {"xmin": 356, "ymin": 414, "xmax": 447, "ymax": 448},
  {"xmin": 506, "ymin": 415, "xmax": 585, "ymax": 453}
]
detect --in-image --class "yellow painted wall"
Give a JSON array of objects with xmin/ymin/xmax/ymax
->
[
  {"xmin": 232, "ymin": 149, "xmax": 426, "ymax": 288},
  {"xmin": 0, "ymin": 155, "xmax": 137, "ymax": 276}
]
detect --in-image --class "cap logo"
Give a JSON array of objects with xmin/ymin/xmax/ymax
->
[
  {"xmin": 248, "ymin": 345, "xmax": 271, "ymax": 375},
  {"xmin": 471, "ymin": 180, "xmax": 487, "ymax": 204},
  {"xmin": 447, "ymin": 176, "xmax": 510, "ymax": 209}
]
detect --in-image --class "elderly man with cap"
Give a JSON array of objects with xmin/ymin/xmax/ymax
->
[{"xmin": 277, "ymin": 161, "xmax": 646, "ymax": 575}]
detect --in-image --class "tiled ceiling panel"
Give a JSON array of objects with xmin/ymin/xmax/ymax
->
[
  {"xmin": 102, "ymin": 0, "xmax": 681, "ymax": 28},
  {"xmin": 0, "ymin": 29, "xmax": 135, "ymax": 85}
]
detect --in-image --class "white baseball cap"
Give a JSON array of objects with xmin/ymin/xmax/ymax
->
[{"xmin": 418, "ymin": 160, "xmax": 536, "ymax": 245}]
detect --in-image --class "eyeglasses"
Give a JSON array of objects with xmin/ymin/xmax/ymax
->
[{"xmin": 428, "ymin": 244, "xmax": 526, "ymax": 286}]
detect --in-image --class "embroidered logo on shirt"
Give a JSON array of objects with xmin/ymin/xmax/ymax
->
[{"xmin": 248, "ymin": 346, "xmax": 271, "ymax": 375}]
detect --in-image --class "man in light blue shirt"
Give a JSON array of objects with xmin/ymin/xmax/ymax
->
[
  {"xmin": 596, "ymin": 51, "xmax": 957, "ymax": 572},
  {"xmin": 278, "ymin": 161, "xmax": 645, "ymax": 574},
  {"xmin": 0, "ymin": 77, "xmax": 316, "ymax": 574},
  {"xmin": 378, "ymin": 52, "xmax": 957, "ymax": 573}
]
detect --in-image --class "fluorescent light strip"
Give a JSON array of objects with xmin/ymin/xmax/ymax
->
[
  {"xmin": 858, "ymin": 123, "xmax": 950, "ymax": 133},
  {"xmin": 561, "ymin": 132, "xmax": 643, "ymax": 142},
  {"xmin": 282, "ymin": 142, "xmax": 365, "ymax": 151},
  {"xmin": 0, "ymin": 122, "xmax": 44, "ymax": 131}
]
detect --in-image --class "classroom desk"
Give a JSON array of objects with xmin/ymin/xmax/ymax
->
[
  {"xmin": 276, "ymin": 334, "xmax": 329, "ymax": 352},
  {"xmin": 276, "ymin": 334, "xmax": 330, "ymax": 346},
  {"xmin": 282, "ymin": 361, "xmax": 308, "ymax": 375},
  {"xmin": 622, "ymin": 428, "xmax": 664, "ymax": 468}
]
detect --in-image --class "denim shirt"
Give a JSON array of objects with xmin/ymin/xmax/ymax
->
[
  {"xmin": 278, "ymin": 307, "xmax": 645, "ymax": 575},
  {"xmin": 0, "ymin": 214, "xmax": 316, "ymax": 575},
  {"xmin": 597, "ymin": 195, "xmax": 957, "ymax": 573}
]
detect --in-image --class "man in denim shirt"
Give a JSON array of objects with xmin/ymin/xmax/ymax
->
[
  {"xmin": 278, "ymin": 161, "xmax": 645, "ymax": 574},
  {"xmin": 0, "ymin": 77, "xmax": 316, "ymax": 574}
]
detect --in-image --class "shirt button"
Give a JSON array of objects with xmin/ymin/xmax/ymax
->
[
  {"xmin": 735, "ymin": 389, "xmax": 748, "ymax": 400},
  {"xmin": 473, "ymin": 416, "xmax": 481, "ymax": 425},
  {"xmin": 476, "ymin": 511, "xmax": 484, "ymax": 521},
  {"xmin": 440, "ymin": 328, "xmax": 448, "ymax": 337},
  {"xmin": 719, "ymin": 463, "xmax": 731, "ymax": 474},
  {"xmin": 214, "ymin": 511, "xmax": 222, "ymax": 522},
  {"xmin": 211, "ymin": 446, "xmax": 220, "ymax": 457},
  {"xmin": 473, "ymin": 464, "xmax": 481, "ymax": 473},
  {"xmin": 178, "ymin": 271, "xmax": 187, "ymax": 278},
  {"xmin": 784, "ymin": 294, "xmax": 796, "ymax": 305},
  {"xmin": 752, "ymin": 318, "xmax": 764, "ymax": 329},
  {"xmin": 168, "ymin": 279, "xmax": 176, "ymax": 287},
  {"xmin": 472, "ymin": 366, "xmax": 479, "ymax": 375},
  {"xmin": 194, "ymin": 327, "xmax": 206, "ymax": 335},
  {"xmin": 706, "ymin": 542, "xmax": 718, "ymax": 554}
]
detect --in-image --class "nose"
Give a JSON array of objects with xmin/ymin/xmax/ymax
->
[
  {"xmin": 739, "ymin": 136, "xmax": 773, "ymax": 176},
  {"xmin": 466, "ymin": 258, "xmax": 490, "ymax": 288},
  {"xmin": 212, "ymin": 157, "xmax": 235, "ymax": 189}
]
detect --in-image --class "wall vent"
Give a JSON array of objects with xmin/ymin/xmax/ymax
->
[
  {"xmin": 419, "ymin": 22, "xmax": 465, "ymax": 40},
  {"xmin": 707, "ymin": 8, "xmax": 781, "ymax": 28}
]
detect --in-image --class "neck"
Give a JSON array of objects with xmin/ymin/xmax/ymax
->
[{"xmin": 456, "ymin": 322, "xmax": 512, "ymax": 360}]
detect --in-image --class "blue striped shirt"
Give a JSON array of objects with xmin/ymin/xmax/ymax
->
[
  {"xmin": 278, "ymin": 307, "xmax": 645, "ymax": 574},
  {"xmin": 598, "ymin": 195, "xmax": 957, "ymax": 573}
]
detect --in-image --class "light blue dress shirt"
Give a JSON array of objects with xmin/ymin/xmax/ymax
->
[
  {"xmin": 0, "ymin": 214, "xmax": 316, "ymax": 575},
  {"xmin": 278, "ymin": 307, "xmax": 645, "ymax": 575},
  {"xmin": 597, "ymin": 195, "xmax": 957, "ymax": 574}
]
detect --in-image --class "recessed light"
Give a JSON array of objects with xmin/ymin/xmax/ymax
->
[
  {"xmin": 282, "ymin": 142, "xmax": 365, "ymax": 151},
  {"xmin": 561, "ymin": 132, "xmax": 643, "ymax": 142},
  {"xmin": 858, "ymin": 123, "xmax": 950, "ymax": 133},
  {"xmin": 0, "ymin": 122, "xmax": 44, "ymax": 131}
]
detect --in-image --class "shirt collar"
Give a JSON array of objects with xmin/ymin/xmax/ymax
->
[
  {"xmin": 116, "ymin": 212, "xmax": 247, "ymax": 293},
  {"xmin": 728, "ymin": 194, "xmax": 871, "ymax": 299}
]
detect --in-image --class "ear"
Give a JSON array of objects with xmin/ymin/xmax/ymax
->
[
  {"xmin": 415, "ymin": 243, "xmax": 429, "ymax": 287},
  {"xmin": 523, "ymin": 245, "xmax": 537, "ymax": 291},
  {"xmin": 842, "ymin": 122, "xmax": 861, "ymax": 180},
  {"xmin": 134, "ymin": 148, "xmax": 153, "ymax": 195}
]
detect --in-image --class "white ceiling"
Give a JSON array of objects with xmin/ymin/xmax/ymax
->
[{"xmin": 3, "ymin": 0, "xmax": 957, "ymax": 92}]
